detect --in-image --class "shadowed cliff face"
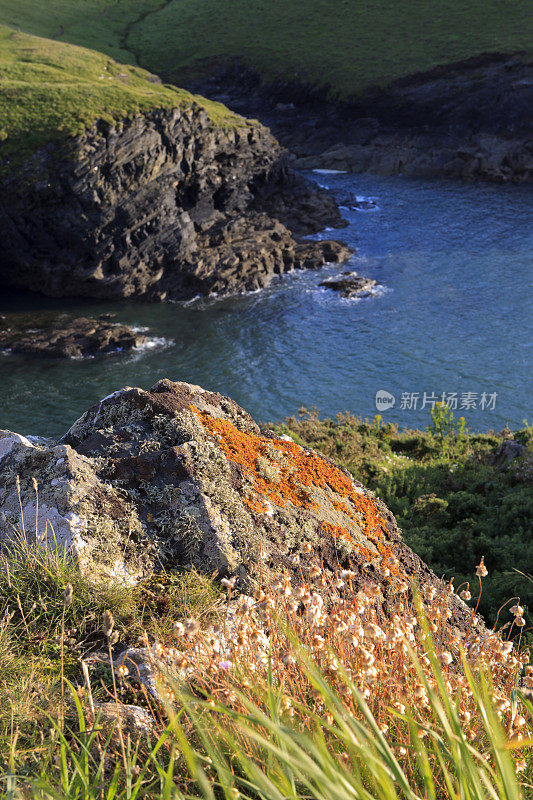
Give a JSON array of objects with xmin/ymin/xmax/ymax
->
[
  {"xmin": 192, "ymin": 54, "xmax": 533, "ymax": 183},
  {"xmin": 0, "ymin": 106, "xmax": 348, "ymax": 301}
]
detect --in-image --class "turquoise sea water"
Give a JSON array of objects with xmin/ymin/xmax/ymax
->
[{"xmin": 0, "ymin": 173, "xmax": 531, "ymax": 438}]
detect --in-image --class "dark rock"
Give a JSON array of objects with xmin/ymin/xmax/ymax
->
[
  {"xmin": 0, "ymin": 108, "xmax": 348, "ymax": 301},
  {"xmin": 491, "ymin": 439, "xmax": 527, "ymax": 468},
  {"xmin": 0, "ymin": 315, "xmax": 147, "ymax": 358},
  {"xmin": 320, "ymin": 271, "xmax": 378, "ymax": 298}
]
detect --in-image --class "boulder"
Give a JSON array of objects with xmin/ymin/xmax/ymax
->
[
  {"xmin": 320, "ymin": 271, "xmax": 378, "ymax": 298},
  {"xmin": 0, "ymin": 381, "xmax": 444, "ymax": 601},
  {"xmin": 0, "ymin": 315, "xmax": 148, "ymax": 359}
]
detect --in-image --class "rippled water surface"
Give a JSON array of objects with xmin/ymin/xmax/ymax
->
[{"xmin": 1, "ymin": 173, "xmax": 532, "ymax": 438}]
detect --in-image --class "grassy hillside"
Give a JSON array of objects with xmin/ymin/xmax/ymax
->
[
  {"xmin": 0, "ymin": 25, "xmax": 238, "ymax": 166},
  {"xmin": 0, "ymin": 0, "xmax": 531, "ymax": 99}
]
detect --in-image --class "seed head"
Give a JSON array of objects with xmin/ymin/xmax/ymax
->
[
  {"xmin": 103, "ymin": 609, "xmax": 114, "ymax": 637},
  {"xmin": 184, "ymin": 618, "xmax": 200, "ymax": 636},
  {"xmin": 475, "ymin": 557, "xmax": 488, "ymax": 578},
  {"xmin": 63, "ymin": 583, "xmax": 73, "ymax": 607}
]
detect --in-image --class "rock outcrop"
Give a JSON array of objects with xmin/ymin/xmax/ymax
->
[
  {"xmin": 320, "ymin": 272, "xmax": 378, "ymax": 298},
  {"xmin": 0, "ymin": 107, "xmax": 348, "ymax": 301},
  {"xmin": 0, "ymin": 315, "xmax": 148, "ymax": 358},
  {"xmin": 0, "ymin": 380, "xmax": 444, "ymax": 598}
]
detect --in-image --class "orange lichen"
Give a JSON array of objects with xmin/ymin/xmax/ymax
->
[{"xmin": 190, "ymin": 406, "xmax": 398, "ymax": 571}]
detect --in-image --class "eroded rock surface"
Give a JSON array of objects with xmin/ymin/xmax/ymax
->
[
  {"xmin": 1, "ymin": 380, "xmax": 443, "ymax": 598},
  {"xmin": 0, "ymin": 315, "xmax": 148, "ymax": 358},
  {"xmin": 0, "ymin": 107, "xmax": 348, "ymax": 301}
]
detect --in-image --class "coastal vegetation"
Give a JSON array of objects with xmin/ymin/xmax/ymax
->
[
  {"xmin": 1, "ymin": 532, "xmax": 532, "ymax": 797},
  {"xmin": 274, "ymin": 406, "xmax": 533, "ymax": 630},
  {"xmin": 0, "ymin": 0, "xmax": 530, "ymax": 795},
  {"xmin": 0, "ymin": 0, "xmax": 531, "ymax": 97},
  {"xmin": 0, "ymin": 395, "xmax": 531, "ymax": 797}
]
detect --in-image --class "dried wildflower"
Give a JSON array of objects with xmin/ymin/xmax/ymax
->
[
  {"xmin": 515, "ymin": 758, "xmax": 527, "ymax": 774},
  {"xmin": 219, "ymin": 660, "xmax": 233, "ymax": 671},
  {"xmin": 102, "ymin": 610, "xmax": 114, "ymax": 637},
  {"xmin": 184, "ymin": 618, "xmax": 200, "ymax": 636},
  {"xmin": 340, "ymin": 570, "xmax": 355, "ymax": 580},
  {"xmin": 63, "ymin": 584, "xmax": 73, "ymax": 607},
  {"xmin": 117, "ymin": 664, "xmax": 129, "ymax": 678},
  {"xmin": 514, "ymin": 616, "xmax": 526, "ymax": 628},
  {"xmin": 475, "ymin": 557, "xmax": 488, "ymax": 578},
  {"xmin": 220, "ymin": 576, "xmax": 237, "ymax": 590},
  {"xmin": 441, "ymin": 651, "xmax": 453, "ymax": 666},
  {"xmin": 460, "ymin": 589, "xmax": 471, "ymax": 601},
  {"xmin": 510, "ymin": 604, "xmax": 524, "ymax": 617}
]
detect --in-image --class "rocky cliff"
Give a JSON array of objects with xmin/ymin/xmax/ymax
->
[
  {"xmin": 0, "ymin": 107, "xmax": 348, "ymax": 301},
  {"xmin": 0, "ymin": 379, "xmax": 451, "ymax": 608},
  {"xmin": 197, "ymin": 54, "xmax": 533, "ymax": 183}
]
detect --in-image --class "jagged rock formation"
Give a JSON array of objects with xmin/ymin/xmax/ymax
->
[
  {"xmin": 0, "ymin": 315, "xmax": 148, "ymax": 358},
  {"xmin": 0, "ymin": 379, "xmax": 447, "ymax": 600},
  {"xmin": 0, "ymin": 107, "xmax": 349, "ymax": 301}
]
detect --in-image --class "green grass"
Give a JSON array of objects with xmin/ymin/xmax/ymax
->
[
  {"xmin": 0, "ymin": 0, "xmax": 531, "ymax": 100},
  {"xmin": 0, "ymin": 533, "xmax": 219, "ymax": 742},
  {"xmin": 0, "ymin": 24, "xmax": 240, "ymax": 167},
  {"xmin": 0, "ymin": 0, "xmax": 154, "ymax": 65},
  {"xmin": 1, "ymin": 0, "xmax": 530, "ymax": 165}
]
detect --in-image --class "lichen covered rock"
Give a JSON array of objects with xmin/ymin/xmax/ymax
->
[{"xmin": 0, "ymin": 380, "xmax": 436, "ymax": 593}]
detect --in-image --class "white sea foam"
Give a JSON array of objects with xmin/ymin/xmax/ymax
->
[
  {"xmin": 132, "ymin": 336, "xmax": 173, "ymax": 353},
  {"xmin": 312, "ymin": 168, "xmax": 348, "ymax": 174}
]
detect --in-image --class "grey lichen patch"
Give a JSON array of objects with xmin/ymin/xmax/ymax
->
[
  {"xmin": 256, "ymin": 455, "xmax": 282, "ymax": 483},
  {"xmin": 75, "ymin": 494, "xmax": 153, "ymax": 581}
]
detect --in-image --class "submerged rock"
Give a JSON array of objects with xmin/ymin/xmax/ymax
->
[
  {"xmin": 0, "ymin": 315, "xmax": 148, "ymax": 359},
  {"xmin": 319, "ymin": 271, "xmax": 378, "ymax": 298},
  {"xmin": 0, "ymin": 380, "xmax": 450, "ymax": 604}
]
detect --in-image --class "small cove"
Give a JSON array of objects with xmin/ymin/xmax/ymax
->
[{"xmin": 1, "ymin": 172, "xmax": 531, "ymax": 437}]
